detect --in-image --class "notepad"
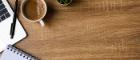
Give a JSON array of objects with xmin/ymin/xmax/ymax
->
[
  {"xmin": 0, "ymin": 0, "xmax": 27, "ymax": 52},
  {"xmin": 0, "ymin": 45, "xmax": 37, "ymax": 60}
]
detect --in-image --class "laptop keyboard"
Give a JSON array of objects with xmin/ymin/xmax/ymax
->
[{"xmin": 0, "ymin": 0, "xmax": 11, "ymax": 22}]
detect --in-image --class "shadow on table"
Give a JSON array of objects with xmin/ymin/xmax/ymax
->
[
  {"xmin": 69, "ymin": 0, "xmax": 83, "ymax": 7},
  {"xmin": 42, "ymin": 0, "xmax": 83, "ymax": 27},
  {"xmin": 43, "ymin": 3, "xmax": 57, "ymax": 26}
]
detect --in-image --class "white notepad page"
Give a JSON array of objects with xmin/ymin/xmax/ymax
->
[
  {"xmin": 0, "ymin": 0, "xmax": 27, "ymax": 52},
  {"xmin": 0, "ymin": 18, "xmax": 27, "ymax": 52},
  {"xmin": 0, "ymin": 45, "xmax": 37, "ymax": 60}
]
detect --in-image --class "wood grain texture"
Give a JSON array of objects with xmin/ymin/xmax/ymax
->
[{"xmin": 8, "ymin": 0, "xmax": 140, "ymax": 60}]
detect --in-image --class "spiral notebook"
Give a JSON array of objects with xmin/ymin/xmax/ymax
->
[{"xmin": 0, "ymin": 45, "xmax": 38, "ymax": 60}]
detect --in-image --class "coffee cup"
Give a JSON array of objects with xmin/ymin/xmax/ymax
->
[{"xmin": 21, "ymin": 0, "xmax": 47, "ymax": 27}]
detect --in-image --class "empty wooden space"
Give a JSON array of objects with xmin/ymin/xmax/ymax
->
[{"xmin": 8, "ymin": 0, "xmax": 140, "ymax": 60}]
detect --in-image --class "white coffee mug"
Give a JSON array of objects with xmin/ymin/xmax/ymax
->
[{"xmin": 21, "ymin": 0, "xmax": 47, "ymax": 27}]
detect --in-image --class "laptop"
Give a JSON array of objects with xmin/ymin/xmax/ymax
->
[{"xmin": 0, "ymin": 0, "xmax": 27, "ymax": 52}]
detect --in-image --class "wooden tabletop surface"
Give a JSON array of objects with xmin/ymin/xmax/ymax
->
[{"xmin": 8, "ymin": 0, "xmax": 140, "ymax": 60}]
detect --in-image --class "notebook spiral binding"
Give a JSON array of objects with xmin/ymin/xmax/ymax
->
[{"xmin": 7, "ymin": 45, "xmax": 37, "ymax": 60}]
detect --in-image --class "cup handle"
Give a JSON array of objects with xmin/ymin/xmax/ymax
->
[{"xmin": 39, "ymin": 20, "xmax": 45, "ymax": 27}]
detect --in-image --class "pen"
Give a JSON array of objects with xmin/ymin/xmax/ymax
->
[{"xmin": 10, "ymin": 0, "xmax": 18, "ymax": 39}]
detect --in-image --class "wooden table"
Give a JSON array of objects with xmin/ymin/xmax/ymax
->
[{"xmin": 8, "ymin": 0, "xmax": 140, "ymax": 60}]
